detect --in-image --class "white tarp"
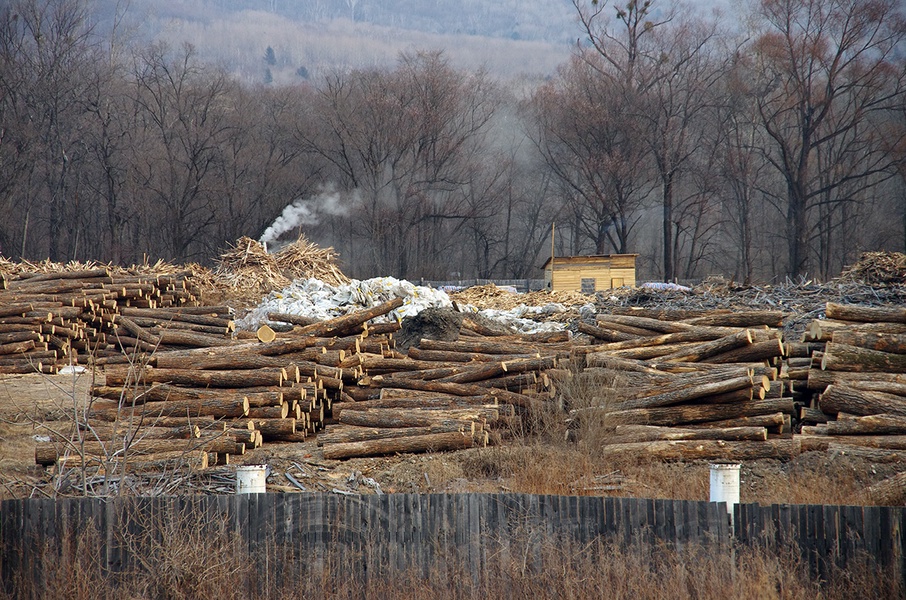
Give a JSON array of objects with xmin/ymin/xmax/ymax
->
[{"xmin": 237, "ymin": 276, "xmax": 570, "ymax": 334}]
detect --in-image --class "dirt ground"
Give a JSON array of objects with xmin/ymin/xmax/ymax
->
[{"xmin": 1, "ymin": 369, "xmax": 900, "ymax": 504}]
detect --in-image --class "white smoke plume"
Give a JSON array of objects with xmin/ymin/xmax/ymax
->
[{"xmin": 259, "ymin": 185, "xmax": 355, "ymax": 248}]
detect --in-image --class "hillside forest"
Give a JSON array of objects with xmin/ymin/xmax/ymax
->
[{"xmin": 0, "ymin": 0, "xmax": 904, "ymax": 283}]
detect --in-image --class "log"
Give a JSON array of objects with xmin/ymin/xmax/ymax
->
[
  {"xmin": 589, "ymin": 329, "xmax": 745, "ymax": 353},
  {"xmin": 118, "ymin": 307, "xmax": 234, "ymax": 329},
  {"xmin": 818, "ymin": 384, "xmax": 906, "ymax": 417},
  {"xmin": 830, "ymin": 331, "xmax": 906, "ymax": 355},
  {"xmin": 609, "ymin": 424, "xmax": 768, "ymax": 443},
  {"xmin": 827, "ymin": 444, "xmax": 906, "ymax": 463},
  {"xmin": 338, "ymin": 408, "xmax": 498, "ymax": 428},
  {"xmin": 256, "ymin": 325, "xmax": 277, "ymax": 343},
  {"xmin": 292, "ymin": 297, "xmax": 404, "ymax": 338},
  {"xmin": 686, "ymin": 412, "xmax": 787, "ymax": 433},
  {"xmin": 595, "ymin": 439, "xmax": 800, "ymax": 462},
  {"xmin": 574, "ymin": 398, "xmax": 796, "ymax": 427},
  {"xmin": 682, "ymin": 310, "xmax": 785, "ymax": 328},
  {"xmin": 90, "ymin": 383, "xmax": 283, "ymax": 407},
  {"xmin": 867, "ymin": 472, "xmax": 906, "ymax": 505},
  {"xmin": 89, "ymin": 396, "xmax": 249, "ymax": 419},
  {"xmin": 824, "ymin": 413, "xmax": 906, "ymax": 436},
  {"xmin": 56, "ymin": 449, "xmax": 209, "ymax": 472},
  {"xmin": 417, "ymin": 338, "xmax": 555, "ymax": 356},
  {"xmin": 614, "ymin": 375, "xmax": 756, "ymax": 410},
  {"xmin": 317, "ymin": 421, "xmax": 475, "ymax": 446},
  {"xmin": 821, "ymin": 342, "xmax": 906, "ymax": 373},
  {"xmin": 321, "ymin": 431, "xmax": 476, "ymax": 460},
  {"xmin": 799, "ymin": 435, "xmax": 906, "ymax": 452},
  {"xmin": 267, "ymin": 312, "xmax": 320, "ymax": 327},
  {"xmin": 155, "ymin": 329, "xmax": 234, "ymax": 347},
  {"xmin": 805, "ymin": 319, "xmax": 906, "ymax": 342},
  {"xmin": 704, "ymin": 338, "xmax": 785, "ymax": 364},
  {"xmin": 360, "ymin": 377, "xmax": 538, "ymax": 410},
  {"xmin": 807, "ymin": 369, "xmax": 906, "ymax": 391},
  {"xmin": 596, "ymin": 313, "xmax": 697, "ymax": 335},
  {"xmin": 36, "ymin": 437, "xmax": 245, "ymax": 465},
  {"xmin": 656, "ymin": 329, "xmax": 755, "ymax": 363},
  {"xmin": 577, "ymin": 321, "xmax": 636, "ymax": 342},
  {"xmin": 825, "ymin": 302, "xmax": 906, "ymax": 323},
  {"xmin": 331, "ymin": 396, "xmax": 499, "ymax": 416},
  {"xmin": 104, "ymin": 365, "xmax": 287, "ymax": 388}
]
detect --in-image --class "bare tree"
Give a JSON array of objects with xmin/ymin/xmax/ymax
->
[
  {"xmin": 129, "ymin": 42, "xmax": 232, "ymax": 262},
  {"xmin": 751, "ymin": 0, "xmax": 906, "ymax": 278}
]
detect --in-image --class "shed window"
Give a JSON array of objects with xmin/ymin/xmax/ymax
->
[{"xmin": 581, "ymin": 278, "xmax": 596, "ymax": 294}]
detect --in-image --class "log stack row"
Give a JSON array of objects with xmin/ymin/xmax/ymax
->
[
  {"xmin": 565, "ymin": 308, "xmax": 801, "ymax": 461},
  {"xmin": 321, "ymin": 327, "xmax": 568, "ymax": 459},
  {"xmin": 796, "ymin": 302, "xmax": 906, "ymax": 461},
  {"xmin": 0, "ymin": 266, "xmax": 217, "ymax": 374}
]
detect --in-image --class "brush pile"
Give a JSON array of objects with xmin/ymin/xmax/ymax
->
[{"xmin": 213, "ymin": 235, "xmax": 348, "ymax": 300}]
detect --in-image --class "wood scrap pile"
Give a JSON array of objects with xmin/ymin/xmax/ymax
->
[
  {"xmin": 213, "ymin": 234, "xmax": 348, "ymax": 299},
  {"xmin": 565, "ymin": 308, "xmax": 800, "ymax": 461},
  {"xmin": 796, "ymin": 302, "xmax": 906, "ymax": 462},
  {"xmin": 0, "ymin": 265, "xmax": 211, "ymax": 374},
  {"xmin": 450, "ymin": 283, "xmax": 593, "ymax": 311}
]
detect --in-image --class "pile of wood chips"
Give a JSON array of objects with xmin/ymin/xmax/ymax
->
[
  {"xmin": 450, "ymin": 284, "xmax": 594, "ymax": 310},
  {"xmin": 837, "ymin": 251, "xmax": 906, "ymax": 285},
  {"xmin": 214, "ymin": 235, "xmax": 348, "ymax": 301},
  {"xmin": 214, "ymin": 237, "xmax": 292, "ymax": 298},
  {"xmin": 273, "ymin": 235, "xmax": 349, "ymax": 287}
]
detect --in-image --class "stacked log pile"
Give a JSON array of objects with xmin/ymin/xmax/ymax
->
[
  {"xmin": 796, "ymin": 302, "xmax": 906, "ymax": 461},
  {"xmin": 324, "ymin": 328, "xmax": 566, "ymax": 459},
  {"xmin": 566, "ymin": 308, "xmax": 800, "ymax": 461},
  {"xmin": 41, "ymin": 296, "xmax": 561, "ymax": 468},
  {"xmin": 0, "ymin": 266, "xmax": 219, "ymax": 374}
]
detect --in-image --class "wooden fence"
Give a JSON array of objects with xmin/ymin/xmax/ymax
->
[{"xmin": 1, "ymin": 493, "xmax": 904, "ymax": 592}]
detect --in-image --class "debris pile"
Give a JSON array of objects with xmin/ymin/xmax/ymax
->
[{"xmin": 213, "ymin": 235, "xmax": 349, "ymax": 301}]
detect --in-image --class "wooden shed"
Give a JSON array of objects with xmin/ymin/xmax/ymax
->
[{"xmin": 542, "ymin": 254, "xmax": 637, "ymax": 293}]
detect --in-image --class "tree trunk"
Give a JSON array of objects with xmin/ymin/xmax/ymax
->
[
  {"xmin": 609, "ymin": 424, "xmax": 768, "ymax": 443},
  {"xmin": 821, "ymin": 343, "xmax": 906, "ymax": 373},
  {"xmin": 597, "ymin": 438, "xmax": 799, "ymax": 462},
  {"xmin": 818, "ymin": 384, "xmax": 906, "ymax": 417}
]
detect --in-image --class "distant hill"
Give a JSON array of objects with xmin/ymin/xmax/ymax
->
[{"xmin": 94, "ymin": 0, "xmax": 581, "ymax": 83}]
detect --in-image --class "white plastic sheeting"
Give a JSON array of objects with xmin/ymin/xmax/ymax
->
[
  {"xmin": 237, "ymin": 277, "xmax": 570, "ymax": 334},
  {"xmin": 237, "ymin": 277, "xmax": 453, "ymax": 330}
]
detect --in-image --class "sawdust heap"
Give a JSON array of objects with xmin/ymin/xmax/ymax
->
[
  {"xmin": 837, "ymin": 251, "xmax": 906, "ymax": 285},
  {"xmin": 450, "ymin": 283, "xmax": 595, "ymax": 310},
  {"xmin": 214, "ymin": 235, "xmax": 348, "ymax": 300}
]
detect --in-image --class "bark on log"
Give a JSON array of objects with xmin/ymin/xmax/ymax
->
[
  {"xmin": 595, "ymin": 439, "xmax": 800, "ymax": 462},
  {"xmin": 805, "ymin": 319, "xmax": 906, "ymax": 342},
  {"xmin": 818, "ymin": 384, "xmax": 906, "ymax": 417},
  {"xmin": 321, "ymin": 431, "xmax": 476, "ymax": 460},
  {"xmin": 36, "ymin": 437, "xmax": 245, "ymax": 465},
  {"xmin": 807, "ymin": 368, "xmax": 906, "ymax": 391},
  {"xmin": 338, "ymin": 408, "xmax": 498, "ymax": 428},
  {"xmin": 704, "ymin": 339, "xmax": 785, "ymax": 364},
  {"xmin": 317, "ymin": 422, "xmax": 476, "ymax": 446},
  {"xmin": 56, "ymin": 449, "xmax": 209, "ymax": 472},
  {"xmin": 609, "ymin": 424, "xmax": 768, "ymax": 443},
  {"xmin": 824, "ymin": 413, "xmax": 906, "ymax": 436},
  {"xmin": 104, "ymin": 366, "xmax": 287, "ymax": 388},
  {"xmin": 867, "ymin": 472, "xmax": 906, "ymax": 505},
  {"xmin": 825, "ymin": 302, "xmax": 906, "ymax": 323},
  {"xmin": 827, "ymin": 444, "xmax": 906, "ymax": 463},
  {"xmin": 577, "ymin": 321, "xmax": 636, "ymax": 342},
  {"xmin": 682, "ymin": 310, "xmax": 785, "ymax": 328},
  {"xmin": 799, "ymin": 435, "xmax": 906, "ymax": 452},
  {"xmin": 614, "ymin": 375, "xmax": 756, "ymax": 410},
  {"xmin": 89, "ymin": 396, "xmax": 249, "ymax": 419},
  {"xmin": 686, "ymin": 412, "xmax": 787, "ymax": 433},
  {"xmin": 657, "ymin": 329, "xmax": 755, "ymax": 363},
  {"xmin": 830, "ymin": 331, "xmax": 906, "ymax": 355},
  {"xmin": 574, "ymin": 398, "xmax": 796, "ymax": 427},
  {"xmin": 596, "ymin": 313, "xmax": 698, "ymax": 334},
  {"xmin": 821, "ymin": 342, "xmax": 906, "ymax": 373},
  {"xmin": 291, "ymin": 297, "xmax": 404, "ymax": 338}
]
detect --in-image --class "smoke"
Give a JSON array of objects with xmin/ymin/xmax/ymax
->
[{"xmin": 259, "ymin": 185, "xmax": 355, "ymax": 247}]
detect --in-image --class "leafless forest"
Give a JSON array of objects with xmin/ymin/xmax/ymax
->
[{"xmin": 0, "ymin": 0, "xmax": 904, "ymax": 282}]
